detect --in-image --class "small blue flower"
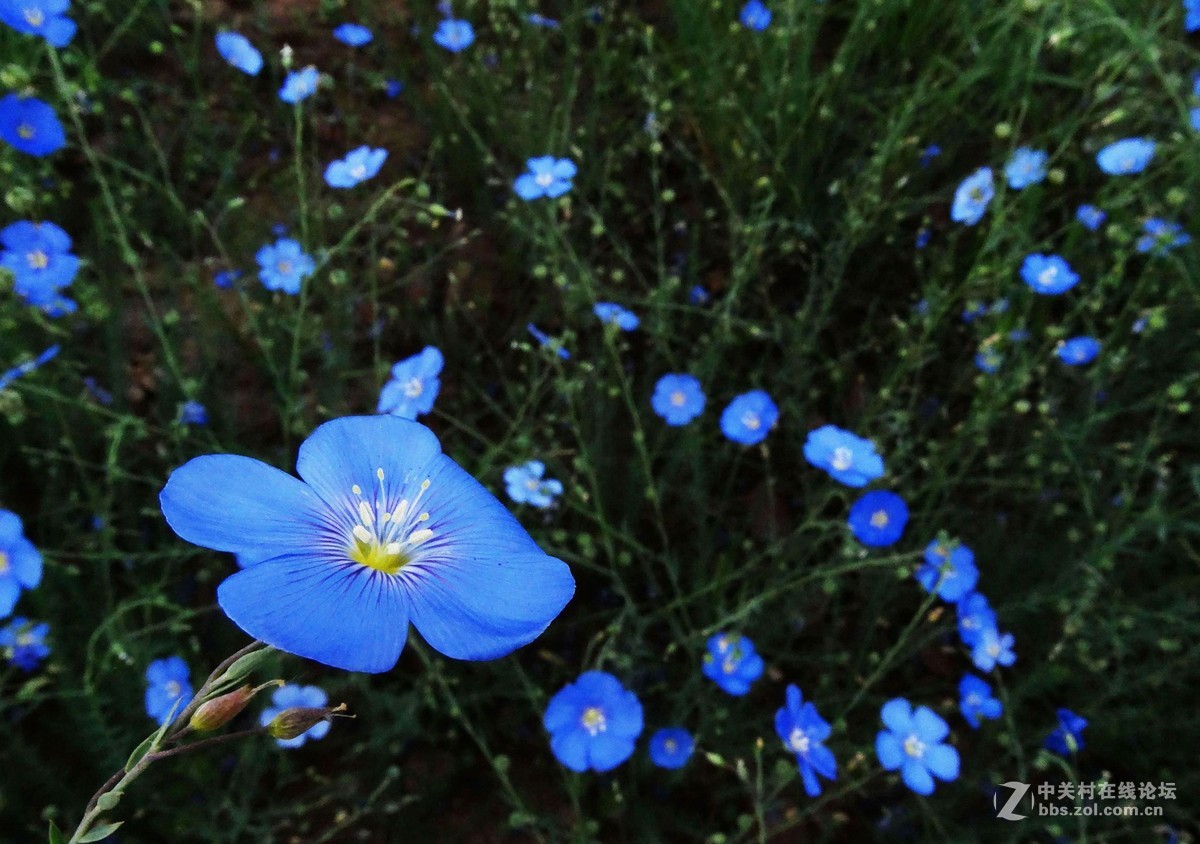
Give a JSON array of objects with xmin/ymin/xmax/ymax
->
[
  {"xmin": 0, "ymin": 617, "xmax": 49, "ymax": 670},
  {"xmin": 255, "ymin": 238, "xmax": 315, "ymax": 294},
  {"xmin": 1044, "ymin": 708, "xmax": 1088, "ymax": 756},
  {"xmin": 324, "ymin": 145, "xmax": 388, "ymax": 189},
  {"xmin": 1095, "ymin": 137, "xmax": 1155, "ymax": 176},
  {"xmin": 260, "ymin": 684, "xmax": 332, "ymax": 748},
  {"xmin": 1020, "ymin": 253, "xmax": 1079, "ymax": 295},
  {"xmin": 433, "ymin": 18, "xmax": 475, "ymax": 52},
  {"xmin": 951, "ymin": 167, "xmax": 994, "ymax": 226},
  {"xmin": 918, "ymin": 144, "xmax": 941, "ymax": 168},
  {"xmin": 719, "ymin": 390, "xmax": 778, "ymax": 446},
  {"xmin": 1189, "ymin": 0, "xmax": 1200, "ymax": 32},
  {"xmin": 0, "ymin": 0, "xmax": 76, "ymax": 47},
  {"xmin": 1136, "ymin": 218, "xmax": 1191, "ymax": 255},
  {"xmin": 214, "ymin": 269, "xmax": 241, "ymax": 289},
  {"xmin": 915, "ymin": 228, "xmax": 931, "ymax": 249},
  {"xmin": 1076, "ymin": 204, "xmax": 1106, "ymax": 231},
  {"xmin": 848, "ymin": 491, "xmax": 908, "ymax": 547},
  {"xmin": 875, "ymin": 698, "xmax": 960, "ymax": 796},
  {"xmin": 971, "ymin": 624, "xmax": 1016, "ymax": 672},
  {"xmin": 593, "ymin": 302, "xmax": 639, "ymax": 331},
  {"xmin": 377, "ymin": 346, "xmax": 444, "ymax": 419},
  {"xmin": 1, "ymin": 220, "xmax": 80, "ymax": 307},
  {"xmin": 0, "ymin": 510, "xmax": 42, "ymax": 618},
  {"xmin": 1056, "ymin": 336, "xmax": 1100, "ymax": 366},
  {"xmin": 975, "ymin": 345, "xmax": 1002, "ymax": 374},
  {"xmin": 545, "ymin": 671, "xmax": 643, "ymax": 772},
  {"xmin": 160, "ymin": 416, "xmax": 576, "ymax": 672},
  {"xmin": 514, "ymin": 156, "xmax": 577, "ymax": 200},
  {"xmin": 179, "ymin": 400, "xmax": 209, "ymax": 426},
  {"xmin": 802, "ymin": 424, "xmax": 884, "ymax": 487},
  {"xmin": 688, "ymin": 285, "xmax": 710, "ymax": 305},
  {"xmin": 526, "ymin": 13, "xmax": 560, "ymax": 28},
  {"xmin": 702, "ymin": 632, "xmax": 764, "ymax": 696},
  {"xmin": 956, "ymin": 592, "xmax": 996, "ymax": 648},
  {"xmin": 333, "ymin": 22, "xmax": 373, "ymax": 46},
  {"xmin": 504, "ymin": 460, "xmax": 563, "ymax": 509},
  {"xmin": 739, "ymin": 0, "xmax": 772, "ymax": 30},
  {"xmin": 958, "ymin": 675, "xmax": 1002, "ymax": 729},
  {"xmin": 0, "ymin": 94, "xmax": 66, "ymax": 156},
  {"xmin": 215, "ymin": 32, "xmax": 263, "ymax": 75},
  {"xmin": 279, "ymin": 67, "xmax": 320, "ymax": 104},
  {"xmin": 527, "ymin": 323, "xmax": 570, "ymax": 359},
  {"xmin": 144, "ymin": 656, "xmax": 192, "ymax": 725},
  {"xmin": 774, "ymin": 685, "xmax": 837, "ymax": 797},
  {"xmin": 0, "ymin": 345, "xmax": 59, "ymax": 393},
  {"xmin": 915, "ymin": 540, "xmax": 978, "ymax": 602},
  {"xmin": 648, "ymin": 727, "xmax": 694, "ymax": 770},
  {"xmin": 1004, "ymin": 147, "xmax": 1048, "ymax": 189},
  {"xmin": 651, "ymin": 374, "xmax": 706, "ymax": 426},
  {"xmin": 385, "ymin": 79, "xmax": 405, "ymax": 99}
]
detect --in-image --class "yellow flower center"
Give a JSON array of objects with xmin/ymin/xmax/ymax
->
[
  {"xmin": 669, "ymin": 390, "xmax": 686, "ymax": 407},
  {"xmin": 788, "ymin": 727, "xmax": 810, "ymax": 754},
  {"xmin": 165, "ymin": 680, "xmax": 182, "ymax": 698},
  {"xmin": 535, "ymin": 171, "xmax": 554, "ymax": 188},
  {"xmin": 969, "ymin": 187, "xmax": 984, "ymax": 201},
  {"xmin": 276, "ymin": 260, "xmax": 294, "ymax": 275},
  {"xmin": 346, "ymin": 469, "xmax": 435, "ymax": 575},
  {"xmin": 16, "ymin": 632, "xmax": 34, "ymax": 647},
  {"xmin": 0, "ymin": 551, "xmax": 8, "ymax": 574},
  {"xmin": 581, "ymin": 706, "xmax": 606, "ymax": 736},
  {"xmin": 740, "ymin": 411, "xmax": 760, "ymax": 430},
  {"xmin": 1037, "ymin": 267, "xmax": 1057, "ymax": 287},
  {"xmin": 350, "ymin": 164, "xmax": 367, "ymax": 179},
  {"xmin": 663, "ymin": 738, "xmax": 677, "ymax": 753},
  {"xmin": 904, "ymin": 735, "xmax": 925, "ymax": 759},
  {"xmin": 26, "ymin": 250, "xmax": 49, "ymax": 270},
  {"xmin": 17, "ymin": 123, "xmax": 35, "ymax": 140},
  {"xmin": 830, "ymin": 447, "xmax": 853, "ymax": 471},
  {"xmin": 24, "ymin": 7, "xmax": 45, "ymax": 26},
  {"xmin": 870, "ymin": 510, "xmax": 889, "ymax": 528},
  {"xmin": 404, "ymin": 378, "xmax": 423, "ymax": 398}
]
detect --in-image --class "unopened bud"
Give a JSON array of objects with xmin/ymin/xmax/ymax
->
[
  {"xmin": 189, "ymin": 685, "xmax": 256, "ymax": 732},
  {"xmin": 267, "ymin": 703, "xmax": 347, "ymax": 740}
]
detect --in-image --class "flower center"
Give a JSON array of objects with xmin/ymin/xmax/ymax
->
[
  {"xmin": 1119, "ymin": 156, "xmax": 1133, "ymax": 171},
  {"xmin": 0, "ymin": 551, "xmax": 8, "ymax": 574},
  {"xmin": 722, "ymin": 655, "xmax": 738, "ymax": 674},
  {"xmin": 347, "ymin": 469, "xmax": 435, "ymax": 574},
  {"xmin": 904, "ymin": 735, "xmax": 925, "ymax": 759},
  {"xmin": 277, "ymin": 260, "xmax": 294, "ymax": 275},
  {"xmin": 24, "ymin": 7, "xmax": 45, "ymax": 26},
  {"xmin": 740, "ymin": 411, "xmax": 760, "ymax": 430},
  {"xmin": 17, "ymin": 123, "xmax": 35, "ymax": 140},
  {"xmin": 966, "ymin": 694, "xmax": 981, "ymax": 707},
  {"xmin": 165, "ymin": 680, "xmax": 182, "ymax": 698},
  {"xmin": 535, "ymin": 172, "xmax": 554, "ymax": 188},
  {"xmin": 670, "ymin": 390, "xmax": 686, "ymax": 407},
  {"xmin": 830, "ymin": 447, "xmax": 853, "ymax": 471},
  {"xmin": 788, "ymin": 727, "xmax": 810, "ymax": 755},
  {"xmin": 26, "ymin": 250, "xmax": 49, "ymax": 270},
  {"xmin": 870, "ymin": 510, "xmax": 889, "ymax": 528},
  {"xmin": 581, "ymin": 706, "xmax": 607, "ymax": 736},
  {"xmin": 404, "ymin": 377, "xmax": 424, "ymax": 398},
  {"xmin": 350, "ymin": 164, "xmax": 367, "ymax": 179},
  {"xmin": 1037, "ymin": 267, "xmax": 1057, "ymax": 286},
  {"xmin": 987, "ymin": 642, "xmax": 1001, "ymax": 657},
  {"xmin": 663, "ymin": 738, "xmax": 677, "ymax": 753},
  {"xmin": 16, "ymin": 632, "xmax": 34, "ymax": 647}
]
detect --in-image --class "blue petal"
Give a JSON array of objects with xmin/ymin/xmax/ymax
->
[
  {"xmin": 9, "ymin": 539, "xmax": 42, "ymax": 588},
  {"xmin": 880, "ymin": 698, "xmax": 912, "ymax": 733},
  {"xmin": 875, "ymin": 731, "xmax": 902, "ymax": 770},
  {"xmin": 912, "ymin": 706, "xmax": 949, "ymax": 743},
  {"xmin": 588, "ymin": 734, "xmax": 636, "ymax": 772},
  {"xmin": 901, "ymin": 759, "xmax": 935, "ymax": 795},
  {"xmin": 513, "ymin": 173, "xmax": 543, "ymax": 200},
  {"xmin": 217, "ymin": 554, "xmax": 409, "ymax": 673},
  {"xmin": 544, "ymin": 685, "xmax": 586, "ymax": 733},
  {"xmin": 808, "ymin": 743, "xmax": 837, "ymax": 780},
  {"xmin": 800, "ymin": 762, "xmax": 821, "ymax": 797},
  {"xmin": 0, "ymin": 578, "xmax": 18, "ymax": 617},
  {"xmin": 0, "ymin": 511, "xmax": 23, "ymax": 545},
  {"xmin": 924, "ymin": 744, "xmax": 959, "ymax": 781},
  {"xmin": 550, "ymin": 730, "xmax": 589, "ymax": 771}
]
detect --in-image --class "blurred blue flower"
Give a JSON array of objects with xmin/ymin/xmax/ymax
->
[
  {"xmin": 377, "ymin": 346, "xmax": 444, "ymax": 419},
  {"xmin": 719, "ymin": 390, "xmax": 778, "ymax": 445},
  {"xmin": 974, "ymin": 345, "xmax": 1001, "ymax": 374},
  {"xmin": 504, "ymin": 460, "xmax": 563, "ymax": 509},
  {"xmin": 648, "ymin": 727, "xmax": 694, "ymax": 770},
  {"xmin": 0, "ymin": 94, "xmax": 65, "ymax": 156},
  {"xmin": 875, "ymin": 698, "xmax": 959, "ymax": 796},
  {"xmin": 1, "ymin": 220, "xmax": 80, "ymax": 307},
  {"xmin": 1020, "ymin": 253, "xmax": 1079, "ymax": 295},
  {"xmin": 957, "ymin": 592, "xmax": 996, "ymax": 647},
  {"xmin": 739, "ymin": 0, "xmax": 772, "ymax": 30},
  {"xmin": 689, "ymin": 285, "xmax": 710, "ymax": 305},
  {"xmin": 180, "ymin": 400, "xmax": 208, "ymax": 426},
  {"xmin": 915, "ymin": 540, "xmax": 978, "ymax": 602},
  {"xmin": 802, "ymin": 424, "xmax": 884, "ymax": 487},
  {"xmin": 0, "ymin": 345, "xmax": 59, "ymax": 392},
  {"xmin": 527, "ymin": 13, "xmax": 560, "ymax": 28},
  {"xmin": 40, "ymin": 295, "xmax": 75, "ymax": 317},
  {"xmin": 1044, "ymin": 708, "xmax": 1088, "ymax": 756},
  {"xmin": 255, "ymin": 238, "xmax": 314, "ymax": 294},
  {"xmin": 1076, "ymin": 204, "xmax": 1105, "ymax": 231},
  {"xmin": 702, "ymin": 632, "xmax": 763, "ymax": 696},
  {"xmin": 144, "ymin": 656, "xmax": 192, "ymax": 725},
  {"xmin": 915, "ymin": 228, "xmax": 931, "ymax": 249},
  {"xmin": 593, "ymin": 302, "xmax": 639, "ymax": 330},
  {"xmin": 0, "ymin": 0, "xmax": 76, "ymax": 46},
  {"xmin": 261, "ymin": 684, "xmax": 331, "ymax": 748},
  {"xmin": 958, "ymin": 675, "xmax": 1002, "ymax": 729},
  {"xmin": 1189, "ymin": 0, "xmax": 1200, "ymax": 32},
  {"xmin": 0, "ymin": 510, "xmax": 42, "ymax": 617},
  {"xmin": 214, "ymin": 269, "xmax": 241, "ymax": 289},
  {"xmin": 333, "ymin": 22, "xmax": 373, "ymax": 46},
  {"xmin": 215, "ymin": 32, "xmax": 263, "ymax": 75},
  {"xmin": 651, "ymin": 373, "xmax": 706, "ymax": 426},
  {"xmin": 775, "ymin": 685, "xmax": 837, "ymax": 797},
  {"xmin": 1056, "ymin": 336, "xmax": 1100, "ymax": 366},
  {"xmin": 1004, "ymin": 147, "xmax": 1048, "ymax": 189},
  {"xmin": 1095, "ymin": 137, "xmax": 1155, "ymax": 175},
  {"xmin": 0, "ymin": 617, "xmax": 49, "ymax": 670},
  {"xmin": 950, "ymin": 167, "xmax": 994, "ymax": 226},
  {"xmin": 848, "ymin": 490, "xmax": 908, "ymax": 547},
  {"xmin": 514, "ymin": 156, "xmax": 577, "ymax": 200},
  {"xmin": 433, "ymin": 18, "xmax": 475, "ymax": 52},
  {"xmin": 918, "ymin": 144, "xmax": 941, "ymax": 167},
  {"xmin": 971, "ymin": 624, "xmax": 1016, "ymax": 671},
  {"xmin": 527, "ymin": 323, "xmax": 570, "ymax": 359},
  {"xmin": 545, "ymin": 671, "xmax": 643, "ymax": 772},
  {"xmin": 279, "ymin": 67, "xmax": 319, "ymax": 104},
  {"xmin": 385, "ymin": 79, "xmax": 405, "ymax": 98},
  {"xmin": 160, "ymin": 416, "xmax": 575, "ymax": 672},
  {"xmin": 1136, "ymin": 218, "xmax": 1191, "ymax": 255},
  {"xmin": 324, "ymin": 145, "xmax": 388, "ymax": 189}
]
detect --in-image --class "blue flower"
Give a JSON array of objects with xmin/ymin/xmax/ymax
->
[
  {"xmin": 918, "ymin": 144, "xmax": 941, "ymax": 168},
  {"xmin": 848, "ymin": 491, "xmax": 908, "ymax": 547},
  {"xmin": 526, "ymin": 13, "xmax": 560, "ymax": 28},
  {"xmin": 648, "ymin": 727, "xmax": 694, "ymax": 770},
  {"xmin": 0, "ymin": 617, "xmax": 49, "ymax": 670},
  {"xmin": 915, "ymin": 540, "xmax": 978, "ymax": 602},
  {"xmin": 0, "ymin": 510, "xmax": 42, "ymax": 618},
  {"xmin": 1004, "ymin": 147, "xmax": 1048, "ymax": 189},
  {"xmin": 651, "ymin": 373, "xmax": 706, "ymax": 426},
  {"xmin": 385, "ymin": 79, "xmax": 405, "ymax": 99},
  {"xmin": 1056, "ymin": 336, "xmax": 1100, "ymax": 366},
  {"xmin": 1020, "ymin": 253, "xmax": 1079, "ymax": 295},
  {"xmin": 324, "ymin": 145, "xmax": 388, "ymax": 189},
  {"xmin": 0, "ymin": 0, "xmax": 76, "ymax": 47},
  {"xmin": 719, "ymin": 390, "xmax": 778, "ymax": 446},
  {"xmin": 739, "ymin": 0, "xmax": 772, "ymax": 30},
  {"xmin": 593, "ymin": 302, "xmax": 639, "ymax": 331},
  {"xmin": 1076, "ymin": 204, "xmax": 1106, "ymax": 231},
  {"xmin": 875, "ymin": 698, "xmax": 960, "ymax": 796},
  {"xmin": 802, "ymin": 424, "xmax": 885, "ymax": 486},
  {"xmin": 702, "ymin": 632, "xmax": 764, "ymax": 696},
  {"xmin": 545, "ymin": 671, "xmax": 643, "ymax": 772},
  {"xmin": 0, "ymin": 344, "xmax": 59, "ymax": 392},
  {"xmin": 514, "ymin": 156, "xmax": 577, "ymax": 200},
  {"xmin": 527, "ymin": 323, "xmax": 570, "ymax": 359},
  {"xmin": 958, "ymin": 675, "xmax": 1002, "ymax": 729},
  {"xmin": 1096, "ymin": 137, "xmax": 1155, "ymax": 175},
  {"xmin": 144, "ymin": 656, "xmax": 192, "ymax": 725},
  {"xmin": 950, "ymin": 167, "xmax": 994, "ymax": 225},
  {"xmin": 255, "ymin": 238, "xmax": 315, "ymax": 294},
  {"xmin": 433, "ymin": 18, "xmax": 475, "ymax": 52},
  {"xmin": 504, "ymin": 460, "xmax": 563, "ymax": 509},
  {"xmin": 179, "ymin": 400, "xmax": 208, "ymax": 426},
  {"xmin": 260, "ymin": 684, "xmax": 331, "ymax": 748},
  {"xmin": 214, "ymin": 269, "xmax": 241, "ymax": 289},
  {"xmin": 1189, "ymin": 0, "xmax": 1200, "ymax": 32},
  {"xmin": 689, "ymin": 285, "xmax": 710, "ymax": 305},
  {"xmin": 1136, "ymin": 218, "xmax": 1191, "ymax": 255},
  {"xmin": 1044, "ymin": 708, "xmax": 1088, "ymax": 756},
  {"xmin": 333, "ymin": 22, "xmax": 373, "ymax": 46},
  {"xmin": 377, "ymin": 346, "xmax": 444, "ymax": 419},
  {"xmin": 0, "ymin": 94, "xmax": 66, "ymax": 156},
  {"xmin": 975, "ymin": 346, "xmax": 1002, "ymax": 374},
  {"xmin": 956, "ymin": 592, "xmax": 995, "ymax": 647},
  {"xmin": 1, "ymin": 220, "xmax": 80, "ymax": 307},
  {"xmin": 160, "ymin": 416, "xmax": 576, "ymax": 672},
  {"xmin": 279, "ymin": 67, "xmax": 319, "ymax": 104},
  {"xmin": 774, "ymin": 685, "xmax": 837, "ymax": 797},
  {"xmin": 215, "ymin": 32, "xmax": 263, "ymax": 75},
  {"xmin": 970, "ymin": 624, "xmax": 1016, "ymax": 672}
]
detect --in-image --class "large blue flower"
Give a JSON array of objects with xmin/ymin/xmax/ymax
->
[
  {"xmin": 847, "ymin": 491, "xmax": 908, "ymax": 547},
  {"xmin": 1, "ymin": 220, "xmax": 80, "ymax": 307},
  {"xmin": 0, "ymin": 0, "xmax": 76, "ymax": 46},
  {"xmin": 915, "ymin": 540, "xmax": 978, "ymax": 602},
  {"xmin": 255, "ymin": 238, "xmax": 315, "ymax": 294},
  {"xmin": 1004, "ymin": 147, "xmax": 1048, "ymax": 189},
  {"xmin": 215, "ymin": 32, "xmax": 263, "ymax": 75},
  {"xmin": 514, "ymin": 156, "xmax": 577, "ymax": 200},
  {"xmin": 702, "ymin": 632, "xmax": 763, "ymax": 696},
  {"xmin": 875, "ymin": 698, "xmax": 959, "ymax": 796},
  {"xmin": 651, "ymin": 373, "xmax": 705, "ymax": 426},
  {"xmin": 0, "ymin": 510, "xmax": 42, "ymax": 618},
  {"xmin": 802, "ymin": 424, "xmax": 884, "ymax": 487},
  {"xmin": 0, "ymin": 94, "xmax": 66, "ymax": 156},
  {"xmin": 774, "ymin": 685, "xmax": 837, "ymax": 797},
  {"xmin": 160, "ymin": 416, "xmax": 575, "ymax": 673},
  {"xmin": 544, "ymin": 671, "xmax": 643, "ymax": 772},
  {"xmin": 0, "ymin": 616, "xmax": 50, "ymax": 670},
  {"xmin": 1020, "ymin": 253, "xmax": 1079, "ymax": 295},
  {"xmin": 377, "ymin": 346, "xmax": 443, "ymax": 419},
  {"xmin": 1096, "ymin": 138, "xmax": 1155, "ymax": 175},
  {"xmin": 958, "ymin": 675, "xmax": 1002, "ymax": 729},
  {"xmin": 260, "ymin": 684, "xmax": 331, "ymax": 748},
  {"xmin": 1043, "ymin": 708, "xmax": 1088, "ymax": 756},
  {"xmin": 648, "ymin": 727, "xmax": 694, "ymax": 770},
  {"xmin": 719, "ymin": 390, "xmax": 778, "ymax": 446},
  {"xmin": 144, "ymin": 655, "xmax": 192, "ymax": 725},
  {"xmin": 950, "ymin": 167, "xmax": 994, "ymax": 226},
  {"xmin": 324, "ymin": 145, "xmax": 388, "ymax": 189}
]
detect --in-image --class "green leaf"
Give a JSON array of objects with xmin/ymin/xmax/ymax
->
[
  {"xmin": 124, "ymin": 733, "xmax": 156, "ymax": 772},
  {"xmin": 95, "ymin": 791, "xmax": 122, "ymax": 811},
  {"xmin": 48, "ymin": 820, "xmax": 64, "ymax": 844},
  {"xmin": 78, "ymin": 821, "xmax": 124, "ymax": 842}
]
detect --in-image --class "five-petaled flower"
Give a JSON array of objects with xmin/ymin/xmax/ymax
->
[
  {"xmin": 648, "ymin": 727, "xmax": 694, "ymax": 770},
  {"xmin": 847, "ymin": 490, "xmax": 909, "ymax": 547},
  {"xmin": 1020, "ymin": 253, "xmax": 1079, "ymax": 295},
  {"xmin": 1043, "ymin": 708, "xmax": 1088, "ymax": 756},
  {"xmin": 951, "ymin": 167, "xmax": 994, "ymax": 225},
  {"xmin": 970, "ymin": 624, "xmax": 1016, "ymax": 672},
  {"xmin": 1004, "ymin": 147, "xmax": 1048, "ymax": 189},
  {"xmin": 719, "ymin": 390, "xmax": 778, "ymax": 446},
  {"xmin": 324, "ymin": 145, "xmax": 388, "ymax": 189},
  {"xmin": 702, "ymin": 632, "xmax": 764, "ymax": 696},
  {"xmin": 651, "ymin": 373, "xmax": 706, "ymax": 426},
  {"xmin": 0, "ymin": 220, "xmax": 80, "ymax": 308},
  {"xmin": 0, "ymin": 616, "xmax": 50, "ymax": 670},
  {"xmin": 915, "ymin": 540, "xmax": 979, "ymax": 603},
  {"xmin": 377, "ymin": 347, "xmax": 444, "ymax": 420},
  {"xmin": 0, "ymin": 509, "xmax": 42, "ymax": 618},
  {"xmin": 0, "ymin": 94, "xmax": 66, "ymax": 156},
  {"xmin": 1056, "ymin": 336, "xmax": 1101, "ymax": 366},
  {"xmin": 433, "ymin": 18, "xmax": 475, "ymax": 52},
  {"xmin": 593, "ymin": 302, "xmax": 639, "ymax": 331},
  {"xmin": 875, "ymin": 698, "xmax": 960, "ymax": 796},
  {"xmin": 544, "ymin": 671, "xmax": 644, "ymax": 772},
  {"xmin": 739, "ymin": 0, "xmax": 772, "ymax": 30},
  {"xmin": 514, "ymin": 156, "xmax": 577, "ymax": 200},
  {"xmin": 144, "ymin": 655, "xmax": 192, "ymax": 725},
  {"xmin": 279, "ymin": 67, "xmax": 320, "ymax": 104},
  {"xmin": 958, "ymin": 675, "xmax": 1002, "ymax": 729},
  {"xmin": 333, "ymin": 22, "xmax": 373, "ymax": 47},
  {"xmin": 803, "ymin": 424, "xmax": 885, "ymax": 487},
  {"xmin": 0, "ymin": 0, "xmax": 76, "ymax": 46},
  {"xmin": 504, "ymin": 460, "xmax": 563, "ymax": 509},
  {"xmin": 774, "ymin": 685, "xmax": 838, "ymax": 797},
  {"xmin": 255, "ymin": 237, "xmax": 315, "ymax": 294},
  {"xmin": 1095, "ymin": 138, "xmax": 1155, "ymax": 176}
]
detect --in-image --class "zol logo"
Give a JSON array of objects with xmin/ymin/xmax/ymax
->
[{"xmin": 994, "ymin": 781, "xmax": 1032, "ymax": 821}]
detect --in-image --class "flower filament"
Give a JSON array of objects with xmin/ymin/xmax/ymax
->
[
  {"xmin": 347, "ymin": 469, "xmax": 435, "ymax": 574},
  {"xmin": 580, "ymin": 706, "xmax": 607, "ymax": 736}
]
